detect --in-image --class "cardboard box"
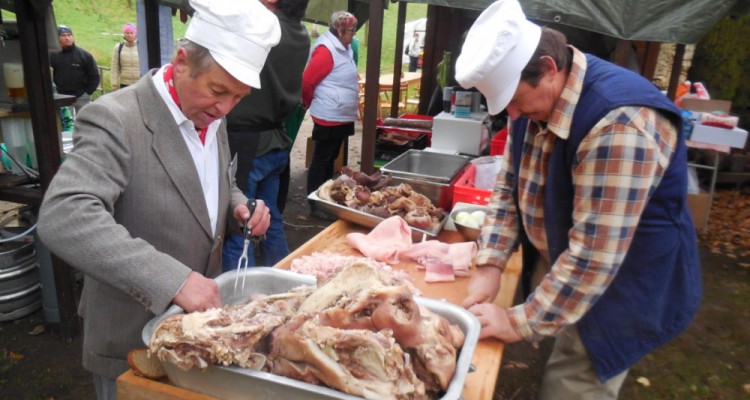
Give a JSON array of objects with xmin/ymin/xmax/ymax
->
[
  {"xmin": 305, "ymin": 136, "xmax": 345, "ymax": 171},
  {"xmin": 431, "ymin": 111, "xmax": 490, "ymax": 156},
  {"xmin": 686, "ymin": 192, "xmax": 710, "ymax": 229},
  {"xmin": 681, "ymin": 98, "xmax": 732, "ymax": 114},
  {"xmin": 689, "ymin": 124, "xmax": 748, "ymax": 149}
]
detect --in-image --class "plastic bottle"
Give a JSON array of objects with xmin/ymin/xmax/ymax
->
[{"xmin": 674, "ymin": 80, "xmax": 691, "ymax": 106}]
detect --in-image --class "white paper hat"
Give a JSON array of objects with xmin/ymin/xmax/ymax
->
[
  {"xmin": 455, "ymin": 0, "xmax": 541, "ymax": 115},
  {"xmin": 186, "ymin": 0, "xmax": 281, "ymax": 88}
]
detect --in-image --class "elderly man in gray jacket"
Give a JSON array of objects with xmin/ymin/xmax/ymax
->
[{"xmin": 37, "ymin": 1, "xmax": 280, "ymax": 398}]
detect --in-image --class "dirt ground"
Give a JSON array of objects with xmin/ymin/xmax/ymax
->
[{"xmin": 1, "ymin": 118, "xmax": 748, "ymax": 400}]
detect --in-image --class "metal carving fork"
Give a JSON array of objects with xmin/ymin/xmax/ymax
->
[{"xmin": 234, "ymin": 199, "xmax": 257, "ymax": 292}]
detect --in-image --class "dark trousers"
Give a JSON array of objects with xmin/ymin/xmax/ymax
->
[
  {"xmin": 408, "ymin": 56, "xmax": 419, "ymax": 72},
  {"xmin": 306, "ymin": 122, "xmax": 353, "ymax": 200},
  {"xmin": 277, "ymin": 159, "xmax": 291, "ymax": 213}
]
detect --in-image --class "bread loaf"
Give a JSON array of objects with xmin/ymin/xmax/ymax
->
[{"xmin": 127, "ymin": 348, "xmax": 166, "ymax": 380}]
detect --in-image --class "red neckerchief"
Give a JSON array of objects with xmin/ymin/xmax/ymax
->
[{"xmin": 163, "ymin": 64, "xmax": 207, "ymax": 144}]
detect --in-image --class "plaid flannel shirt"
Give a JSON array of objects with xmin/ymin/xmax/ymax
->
[{"xmin": 476, "ymin": 47, "xmax": 678, "ymax": 341}]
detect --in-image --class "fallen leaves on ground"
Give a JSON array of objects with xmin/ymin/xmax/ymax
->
[
  {"xmin": 636, "ymin": 376, "xmax": 651, "ymax": 387},
  {"xmin": 700, "ymin": 190, "xmax": 750, "ymax": 259},
  {"xmin": 503, "ymin": 360, "xmax": 529, "ymax": 370},
  {"xmin": 8, "ymin": 351, "xmax": 24, "ymax": 361},
  {"xmin": 28, "ymin": 325, "xmax": 45, "ymax": 336}
]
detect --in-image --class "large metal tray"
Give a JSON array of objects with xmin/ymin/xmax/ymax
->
[
  {"xmin": 143, "ymin": 268, "xmax": 480, "ymax": 400},
  {"xmin": 380, "ymin": 149, "xmax": 470, "ymax": 184},
  {"xmin": 307, "ymin": 191, "xmax": 446, "ymax": 240}
]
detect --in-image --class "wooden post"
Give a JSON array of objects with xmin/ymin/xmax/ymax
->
[
  {"xmin": 361, "ymin": 0, "xmax": 385, "ymax": 174},
  {"xmin": 15, "ymin": 0, "xmax": 79, "ymax": 340},
  {"xmin": 390, "ymin": 2, "xmax": 408, "ymax": 118},
  {"xmin": 667, "ymin": 44, "xmax": 686, "ymax": 100},
  {"xmin": 144, "ymin": 0, "xmax": 161, "ymax": 69}
]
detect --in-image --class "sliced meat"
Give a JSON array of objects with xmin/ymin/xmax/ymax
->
[
  {"xmin": 399, "ymin": 240, "xmax": 477, "ymax": 280},
  {"xmin": 346, "ymin": 216, "xmax": 413, "ymax": 264}
]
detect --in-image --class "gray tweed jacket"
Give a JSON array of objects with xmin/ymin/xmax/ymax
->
[{"xmin": 38, "ymin": 72, "xmax": 246, "ymax": 378}]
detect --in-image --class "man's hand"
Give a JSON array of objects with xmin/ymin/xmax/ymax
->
[
  {"xmin": 233, "ymin": 199, "xmax": 271, "ymax": 237},
  {"xmin": 172, "ymin": 271, "xmax": 222, "ymax": 312},
  {"xmin": 461, "ymin": 265, "xmax": 503, "ymax": 308},
  {"xmin": 111, "ymin": 85, "xmax": 118, "ymax": 91},
  {"xmin": 467, "ymin": 303, "xmax": 523, "ymax": 342}
]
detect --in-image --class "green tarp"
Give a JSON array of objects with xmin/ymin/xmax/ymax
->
[{"xmin": 399, "ymin": 0, "xmax": 747, "ymax": 44}]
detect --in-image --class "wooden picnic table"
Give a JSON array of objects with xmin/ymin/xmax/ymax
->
[{"xmin": 117, "ymin": 220, "xmax": 522, "ymax": 400}]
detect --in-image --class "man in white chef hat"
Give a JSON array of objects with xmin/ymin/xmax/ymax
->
[
  {"xmin": 38, "ymin": 1, "xmax": 284, "ymax": 398},
  {"xmin": 457, "ymin": 1, "xmax": 701, "ymax": 399}
]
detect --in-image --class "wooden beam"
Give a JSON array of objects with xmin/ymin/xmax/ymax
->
[
  {"xmin": 15, "ymin": 0, "xmax": 79, "ymax": 340},
  {"xmin": 144, "ymin": 0, "xmax": 161, "ymax": 69},
  {"xmin": 361, "ymin": 0, "xmax": 385, "ymax": 174},
  {"xmin": 641, "ymin": 42, "xmax": 661, "ymax": 82},
  {"xmin": 418, "ymin": 5, "xmax": 439, "ymax": 114}
]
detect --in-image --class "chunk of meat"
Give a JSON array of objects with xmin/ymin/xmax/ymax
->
[
  {"xmin": 298, "ymin": 262, "xmax": 465, "ymax": 392},
  {"xmin": 149, "ymin": 287, "xmax": 314, "ymax": 370},
  {"xmin": 268, "ymin": 314, "xmax": 428, "ymax": 400}
]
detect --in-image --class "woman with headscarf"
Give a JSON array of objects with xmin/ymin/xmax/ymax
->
[
  {"xmin": 302, "ymin": 11, "xmax": 359, "ymax": 220},
  {"xmin": 111, "ymin": 22, "xmax": 140, "ymax": 90}
]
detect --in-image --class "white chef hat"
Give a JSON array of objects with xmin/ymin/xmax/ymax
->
[
  {"xmin": 185, "ymin": 0, "xmax": 281, "ymax": 89},
  {"xmin": 455, "ymin": 0, "xmax": 541, "ymax": 115}
]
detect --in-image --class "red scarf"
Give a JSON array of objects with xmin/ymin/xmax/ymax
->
[{"xmin": 164, "ymin": 64, "xmax": 207, "ymax": 144}]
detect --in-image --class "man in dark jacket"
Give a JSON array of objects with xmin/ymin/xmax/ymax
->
[
  {"xmin": 50, "ymin": 25, "xmax": 100, "ymax": 113},
  {"xmin": 222, "ymin": 0, "xmax": 310, "ymax": 269}
]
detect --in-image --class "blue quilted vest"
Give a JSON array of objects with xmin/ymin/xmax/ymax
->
[{"xmin": 510, "ymin": 54, "xmax": 701, "ymax": 381}]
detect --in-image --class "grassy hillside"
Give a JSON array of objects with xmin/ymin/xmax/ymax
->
[{"xmin": 3, "ymin": 0, "xmax": 426, "ymax": 89}]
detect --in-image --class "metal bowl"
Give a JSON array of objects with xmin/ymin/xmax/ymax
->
[{"xmin": 450, "ymin": 206, "xmax": 491, "ymax": 241}]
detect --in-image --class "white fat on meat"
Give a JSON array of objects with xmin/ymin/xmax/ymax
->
[{"xmin": 290, "ymin": 251, "xmax": 420, "ymax": 296}]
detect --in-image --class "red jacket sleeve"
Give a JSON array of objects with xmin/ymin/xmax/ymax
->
[{"xmin": 302, "ymin": 46, "xmax": 334, "ymax": 108}]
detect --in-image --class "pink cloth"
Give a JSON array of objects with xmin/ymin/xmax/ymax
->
[{"xmin": 346, "ymin": 216, "xmax": 413, "ymax": 264}]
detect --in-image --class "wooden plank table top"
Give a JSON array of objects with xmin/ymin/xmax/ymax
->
[{"xmin": 118, "ymin": 220, "xmax": 521, "ymax": 400}]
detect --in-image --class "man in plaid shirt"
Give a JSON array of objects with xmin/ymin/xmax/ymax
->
[{"xmin": 455, "ymin": 1, "xmax": 701, "ymax": 399}]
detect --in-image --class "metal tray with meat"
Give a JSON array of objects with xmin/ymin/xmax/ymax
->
[
  {"xmin": 308, "ymin": 191, "xmax": 446, "ymax": 241},
  {"xmin": 142, "ymin": 265, "xmax": 480, "ymax": 400}
]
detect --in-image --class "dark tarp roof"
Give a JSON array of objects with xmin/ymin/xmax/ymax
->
[{"xmin": 398, "ymin": 0, "xmax": 748, "ymax": 44}]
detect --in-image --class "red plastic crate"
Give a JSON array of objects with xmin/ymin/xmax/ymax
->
[
  {"xmin": 452, "ymin": 164, "xmax": 492, "ymax": 207},
  {"xmin": 490, "ymin": 127, "xmax": 508, "ymax": 156}
]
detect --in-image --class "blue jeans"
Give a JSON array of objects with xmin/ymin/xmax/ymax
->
[{"xmin": 222, "ymin": 149, "xmax": 290, "ymax": 271}]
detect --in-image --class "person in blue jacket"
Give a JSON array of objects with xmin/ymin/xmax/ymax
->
[{"xmin": 456, "ymin": 1, "xmax": 701, "ymax": 399}]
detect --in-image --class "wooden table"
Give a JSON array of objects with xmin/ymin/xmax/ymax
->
[
  {"xmin": 359, "ymin": 72, "xmax": 422, "ymax": 117},
  {"xmin": 118, "ymin": 220, "xmax": 522, "ymax": 400}
]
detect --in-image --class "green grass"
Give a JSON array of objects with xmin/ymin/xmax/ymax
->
[
  {"xmin": 353, "ymin": 3, "xmax": 427, "ymax": 74},
  {"xmin": 3, "ymin": 0, "xmax": 425, "ymax": 89},
  {"xmin": 302, "ymin": 4, "xmax": 428, "ymax": 74}
]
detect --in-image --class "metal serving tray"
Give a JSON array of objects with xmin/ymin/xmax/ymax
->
[
  {"xmin": 380, "ymin": 149, "xmax": 470, "ymax": 184},
  {"xmin": 143, "ymin": 268, "xmax": 480, "ymax": 400},
  {"xmin": 307, "ymin": 191, "xmax": 446, "ymax": 240}
]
